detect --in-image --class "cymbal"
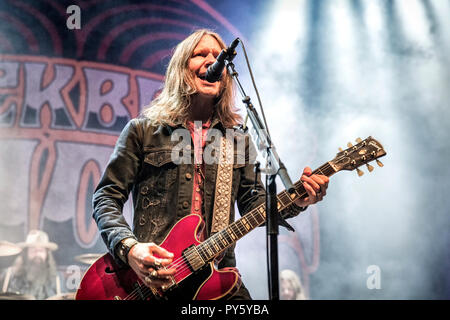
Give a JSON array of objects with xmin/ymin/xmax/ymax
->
[
  {"xmin": 74, "ymin": 253, "xmax": 103, "ymax": 265},
  {"xmin": 0, "ymin": 241, "xmax": 22, "ymax": 257},
  {"xmin": 0, "ymin": 241, "xmax": 22, "ymax": 269},
  {"xmin": 46, "ymin": 292, "xmax": 75, "ymax": 300},
  {"xmin": 0, "ymin": 292, "xmax": 35, "ymax": 300}
]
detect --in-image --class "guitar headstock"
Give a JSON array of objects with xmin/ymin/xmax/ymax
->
[{"xmin": 329, "ymin": 136, "xmax": 386, "ymax": 176}]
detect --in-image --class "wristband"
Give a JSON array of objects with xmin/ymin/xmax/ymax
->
[{"xmin": 118, "ymin": 238, "xmax": 138, "ymax": 264}]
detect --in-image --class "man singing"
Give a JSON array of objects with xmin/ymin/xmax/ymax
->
[{"xmin": 91, "ymin": 29, "xmax": 329, "ymax": 300}]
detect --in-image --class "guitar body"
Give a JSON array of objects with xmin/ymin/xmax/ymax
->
[{"xmin": 75, "ymin": 214, "xmax": 241, "ymax": 300}]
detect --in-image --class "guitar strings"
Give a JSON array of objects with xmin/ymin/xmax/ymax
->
[
  {"xmin": 123, "ymin": 214, "xmax": 263, "ymax": 299},
  {"xmin": 122, "ymin": 203, "xmax": 285, "ymax": 300},
  {"xmin": 154, "ymin": 163, "xmax": 335, "ymax": 277},
  {"xmin": 172, "ymin": 164, "xmax": 334, "ymax": 271},
  {"xmin": 123, "ymin": 221, "xmax": 249, "ymax": 300},
  {"xmin": 157, "ymin": 221, "xmax": 244, "ymax": 278},
  {"xmin": 168, "ymin": 206, "xmax": 266, "ymax": 274},
  {"xmin": 123, "ymin": 163, "xmax": 335, "ymax": 299},
  {"xmin": 164, "ymin": 163, "xmax": 335, "ymax": 279},
  {"xmin": 124, "ymin": 184, "xmax": 331, "ymax": 299},
  {"xmin": 123, "ymin": 185, "xmax": 317, "ymax": 300},
  {"xmin": 123, "ymin": 200, "xmax": 292, "ymax": 300}
]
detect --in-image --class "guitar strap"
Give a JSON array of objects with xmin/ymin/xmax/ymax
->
[{"xmin": 210, "ymin": 136, "xmax": 234, "ymax": 234}]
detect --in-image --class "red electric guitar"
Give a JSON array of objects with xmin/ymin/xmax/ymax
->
[{"xmin": 76, "ymin": 136, "xmax": 386, "ymax": 300}]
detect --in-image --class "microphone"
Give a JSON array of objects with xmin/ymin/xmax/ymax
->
[{"xmin": 205, "ymin": 38, "xmax": 239, "ymax": 83}]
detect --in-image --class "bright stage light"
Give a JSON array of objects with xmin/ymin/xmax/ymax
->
[
  {"xmin": 395, "ymin": 0, "xmax": 433, "ymax": 47},
  {"xmin": 258, "ymin": 0, "xmax": 308, "ymax": 68},
  {"xmin": 364, "ymin": 0, "xmax": 384, "ymax": 34}
]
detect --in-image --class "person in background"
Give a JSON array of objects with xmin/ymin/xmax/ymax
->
[
  {"xmin": 0, "ymin": 230, "xmax": 61, "ymax": 300},
  {"xmin": 280, "ymin": 269, "xmax": 308, "ymax": 300}
]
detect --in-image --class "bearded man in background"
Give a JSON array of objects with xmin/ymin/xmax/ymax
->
[{"xmin": 1, "ymin": 230, "xmax": 61, "ymax": 300}]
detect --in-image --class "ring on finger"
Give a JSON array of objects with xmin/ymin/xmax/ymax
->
[
  {"xmin": 154, "ymin": 259, "xmax": 162, "ymax": 269},
  {"xmin": 150, "ymin": 270, "xmax": 158, "ymax": 278}
]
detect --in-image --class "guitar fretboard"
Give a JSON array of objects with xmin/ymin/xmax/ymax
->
[{"xmin": 194, "ymin": 162, "xmax": 337, "ymax": 263}]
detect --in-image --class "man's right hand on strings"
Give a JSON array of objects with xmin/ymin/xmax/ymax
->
[{"xmin": 128, "ymin": 242, "xmax": 176, "ymax": 289}]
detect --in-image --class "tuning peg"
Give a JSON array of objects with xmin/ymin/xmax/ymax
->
[
  {"xmin": 356, "ymin": 168, "xmax": 364, "ymax": 177},
  {"xmin": 356, "ymin": 137, "xmax": 362, "ymax": 143},
  {"xmin": 376, "ymin": 160, "xmax": 384, "ymax": 167},
  {"xmin": 339, "ymin": 147, "xmax": 343, "ymax": 152},
  {"xmin": 366, "ymin": 164, "xmax": 374, "ymax": 172},
  {"xmin": 347, "ymin": 142, "xmax": 353, "ymax": 148}
]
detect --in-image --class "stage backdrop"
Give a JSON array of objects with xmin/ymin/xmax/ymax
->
[{"xmin": 1, "ymin": 0, "xmax": 449, "ymax": 299}]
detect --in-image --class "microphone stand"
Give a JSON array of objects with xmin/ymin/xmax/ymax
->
[{"xmin": 226, "ymin": 58, "xmax": 296, "ymax": 301}]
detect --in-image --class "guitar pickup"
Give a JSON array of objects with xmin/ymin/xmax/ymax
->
[{"xmin": 182, "ymin": 245, "xmax": 205, "ymax": 272}]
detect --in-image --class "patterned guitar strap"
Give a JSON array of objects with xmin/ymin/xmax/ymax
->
[{"xmin": 210, "ymin": 136, "xmax": 234, "ymax": 235}]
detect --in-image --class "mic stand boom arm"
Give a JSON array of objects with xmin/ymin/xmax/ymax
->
[{"xmin": 226, "ymin": 60, "xmax": 296, "ymax": 301}]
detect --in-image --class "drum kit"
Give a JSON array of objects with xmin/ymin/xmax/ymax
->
[
  {"xmin": 0, "ymin": 240, "xmax": 103, "ymax": 300},
  {"xmin": 73, "ymin": 253, "xmax": 103, "ymax": 266},
  {"xmin": 0, "ymin": 241, "xmax": 21, "ymax": 270}
]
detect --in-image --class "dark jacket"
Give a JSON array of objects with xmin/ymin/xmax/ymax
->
[{"xmin": 92, "ymin": 116, "xmax": 304, "ymax": 269}]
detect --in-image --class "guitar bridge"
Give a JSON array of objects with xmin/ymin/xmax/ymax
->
[{"xmin": 160, "ymin": 274, "xmax": 177, "ymax": 292}]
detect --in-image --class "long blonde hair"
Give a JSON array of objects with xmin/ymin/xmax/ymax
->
[
  {"xmin": 141, "ymin": 29, "xmax": 242, "ymax": 128},
  {"xmin": 280, "ymin": 269, "xmax": 308, "ymax": 300}
]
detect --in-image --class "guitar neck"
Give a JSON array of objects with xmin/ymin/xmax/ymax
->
[{"xmin": 195, "ymin": 161, "xmax": 338, "ymax": 262}]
